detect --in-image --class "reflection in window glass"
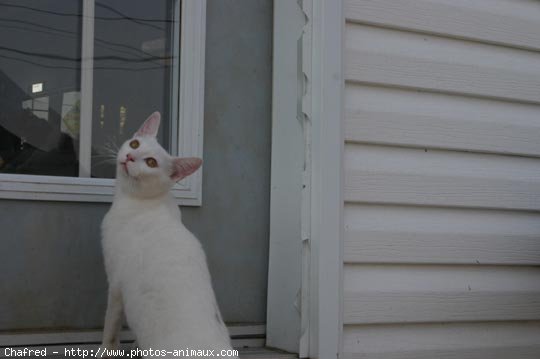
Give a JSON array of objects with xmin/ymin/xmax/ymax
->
[
  {"xmin": 61, "ymin": 91, "xmax": 81, "ymax": 140},
  {"xmin": 22, "ymin": 96, "xmax": 50, "ymax": 122},
  {"xmin": 0, "ymin": 0, "xmax": 178, "ymax": 179},
  {"xmin": 0, "ymin": 0, "xmax": 81, "ymax": 176}
]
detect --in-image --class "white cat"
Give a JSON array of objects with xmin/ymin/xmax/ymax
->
[{"xmin": 100, "ymin": 112, "xmax": 236, "ymax": 358}]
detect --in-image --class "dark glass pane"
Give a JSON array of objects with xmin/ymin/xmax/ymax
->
[
  {"xmin": 0, "ymin": 0, "xmax": 82, "ymax": 177},
  {"xmin": 91, "ymin": 0, "xmax": 177, "ymax": 178}
]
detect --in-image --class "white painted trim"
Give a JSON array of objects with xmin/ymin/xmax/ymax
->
[
  {"xmin": 299, "ymin": 1, "xmax": 313, "ymax": 357},
  {"xmin": 266, "ymin": 0, "xmax": 305, "ymax": 354},
  {"xmin": 174, "ymin": 0, "xmax": 206, "ymax": 206},
  {"xmin": 0, "ymin": 173, "xmax": 201, "ymax": 205},
  {"xmin": 79, "ymin": 0, "xmax": 94, "ymax": 178},
  {"xmin": 169, "ymin": 0, "xmax": 181, "ymax": 156},
  {"xmin": 307, "ymin": 0, "xmax": 344, "ymax": 358},
  {"xmin": 268, "ymin": 0, "xmax": 344, "ymax": 357},
  {"xmin": 0, "ymin": 0, "xmax": 206, "ymax": 206}
]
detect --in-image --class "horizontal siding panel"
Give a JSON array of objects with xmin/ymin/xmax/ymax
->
[
  {"xmin": 344, "ymin": 144, "xmax": 540, "ymax": 210},
  {"xmin": 344, "ymin": 204, "xmax": 540, "ymax": 265},
  {"xmin": 344, "ymin": 291, "xmax": 540, "ymax": 324},
  {"xmin": 343, "ymin": 322, "xmax": 540, "ymax": 359},
  {"xmin": 344, "ymin": 265, "xmax": 540, "ymax": 292},
  {"xmin": 345, "ymin": 0, "xmax": 540, "ymax": 51},
  {"xmin": 343, "ymin": 347, "xmax": 540, "ymax": 359},
  {"xmin": 343, "ymin": 265, "xmax": 540, "ymax": 324},
  {"xmin": 345, "ymin": 231, "xmax": 540, "ymax": 265},
  {"xmin": 345, "ymin": 84, "xmax": 540, "ymax": 157},
  {"xmin": 345, "ymin": 24, "xmax": 540, "ymax": 104}
]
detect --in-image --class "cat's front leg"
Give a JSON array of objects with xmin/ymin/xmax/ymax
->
[{"xmin": 100, "ymin": 286, "xmax": 124, "ymax": 354}]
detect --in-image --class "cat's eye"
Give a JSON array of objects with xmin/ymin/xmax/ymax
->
[
  {"xmin": 145, "ymin": 157, "xmax": 158, "ymax": 168},
  {"xmin": 129, "ymin": 140, "xmax": 140, "ymax": 149}
]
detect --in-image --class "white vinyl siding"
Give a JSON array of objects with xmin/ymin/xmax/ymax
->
[{"xmin": 342, "ymin": 0, "xmax": 540, "ymax": 357}]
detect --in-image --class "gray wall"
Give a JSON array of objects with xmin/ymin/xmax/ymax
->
[{"xmin": 0, "ymin": 0, "xmax": 272, "ymax": 330}]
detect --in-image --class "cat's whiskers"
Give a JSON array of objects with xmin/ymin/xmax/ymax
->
[
  {"xmin": 97, "ymin": 137, "xmax": 121, "ymax": 158},
  {"xmin": 93, "ymin": 138, "xmax": 121, "ymax": 170}
]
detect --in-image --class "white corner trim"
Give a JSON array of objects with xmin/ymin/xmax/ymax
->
[
  {"xmin": 306, "ymin": 0, "xmax": 344, "ymax": 358},
  {"xmin": 267, "ymin": 0, "xmax": 343, "ymax": 356},
  {"xmin": 299, "ymin": 1, "xmax": 313, "ymax": 357},
  {"xmin": 266, "ymin": 0, "xmax": 306, "ymax": 354},
  {"xmin": 0, "ymin": 0, "xmax": 206, "ymax": 206}
]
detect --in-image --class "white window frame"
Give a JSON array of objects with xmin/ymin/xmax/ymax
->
[{"xmin": 0, "ymin": 0, "xmax": 206, "ymax": 206}]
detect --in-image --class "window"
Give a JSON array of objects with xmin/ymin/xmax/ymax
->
[{"xmin": 0, "ymin": 0, "xmax": 205, "ymax": 205}]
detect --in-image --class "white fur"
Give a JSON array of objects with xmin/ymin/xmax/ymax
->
[{"xmin": 101, "ymin": 113, "xmax": 235, "ymax": 357}]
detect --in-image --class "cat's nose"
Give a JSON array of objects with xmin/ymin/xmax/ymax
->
[{"xmin": 126, "ymin": 153, "xmax": 135, "ymax": 162}]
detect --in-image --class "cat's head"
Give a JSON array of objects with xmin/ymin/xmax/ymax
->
[{"xmin": 116, "ymin": 111, "xmax": 202, "ymax": 198}]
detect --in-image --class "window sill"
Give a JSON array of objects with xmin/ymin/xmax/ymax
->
[{"xmin": 0, "ymin": 173, "xmax": 202, "ymax": 206}]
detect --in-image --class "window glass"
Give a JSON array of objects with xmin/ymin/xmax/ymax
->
[
  {"xmin": 0, "ymin": 0, "xmax": 82, "ymax": 176},
  {"xmin": 91, "ymin": 0, "xmax": 177, "ymax": 178},
  {"xmin": 0, "ymin": 0, "xmax": 178, "ymax": 178}
]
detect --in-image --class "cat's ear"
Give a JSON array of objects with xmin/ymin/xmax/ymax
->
[
  {"xmin": 135, "ymin": 111, "xmax": 161, "ymax": 137},
  {"xmin": 170, "ymin": 157, "xmax": 202, "ymax": 182}
]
